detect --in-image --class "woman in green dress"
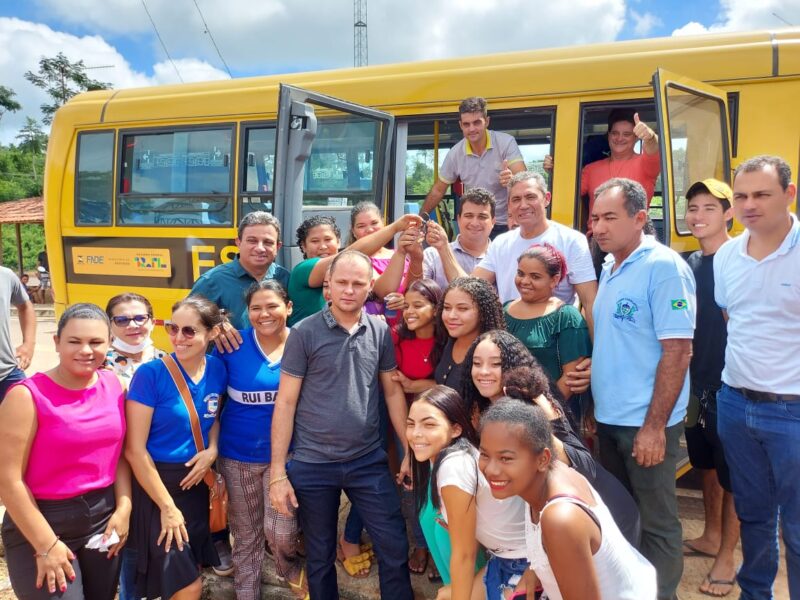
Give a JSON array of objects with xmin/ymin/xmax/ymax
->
[{"xmin": 503, "ymin": 244, "xmax": 591, "ymax": 403}]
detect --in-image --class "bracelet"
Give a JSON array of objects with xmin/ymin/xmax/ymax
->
[
  {"xmin": 269, "ymin": 474, "xmax": 289, "ymax": 487},
  {"xmin": 34, "ymin": 536, "xmax": 59, "ymax": 558}
]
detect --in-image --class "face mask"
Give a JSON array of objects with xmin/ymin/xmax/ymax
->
[{"xmin": 111, "ymin": 336, "xmax": 153, "ymax": 355}]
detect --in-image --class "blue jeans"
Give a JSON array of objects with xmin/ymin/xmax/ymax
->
[
  {"xmin": 717, "ymin": 384, "xmax": 800, "ymax": 599},
  {"xmin": 0, "ymin": 367, "xmax": 25, "ymax": 401},
  {"xmin": 483, "ymin": 555, "xmax": 529, "ymax": 600},
  {"xmin": 118, "ymin": 547, "xmax": 138, "ymax": 600},
  {"xmin": 288, "ymin": 447, "xmax": 412, "ymax": 600}
]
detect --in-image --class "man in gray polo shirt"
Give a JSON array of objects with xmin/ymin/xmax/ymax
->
[
  {"xmin": 421, "ymin": 96, "xmax": 525, "ymax": 238},
  {"xmin": 0, "ymin": 267, "xmax": 35, "ymax": 400},
  {"xmin": 270, "ymin": 250, "xmax": 412, "ymax": 600}
]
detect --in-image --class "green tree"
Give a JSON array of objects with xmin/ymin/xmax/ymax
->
[
  {"xmin": 0, "ymin": 85, "xmax": 22, "ymax": 125},
  {"xmin": 15, "ymin": 117, "xmax": 47, "ymax": 155},
  {"xmin": 24, "ymin": 52, "xmax": 109, "ymax": 125},
  {"xmin": 0, "ymin": 145, "xmax": 44, "ymax": 200}
]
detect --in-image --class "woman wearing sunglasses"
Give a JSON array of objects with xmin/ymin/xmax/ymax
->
[
  {"xmin": 126, "ymin": 296, "xmax": 226, "ymax": 600},
  {"xmin": 214, "ymin": 281, "xmax": 307, "ymax": 600},
  {"xmin": 105, "ymin": 293, "xmax": 167, "ymax": 600}
]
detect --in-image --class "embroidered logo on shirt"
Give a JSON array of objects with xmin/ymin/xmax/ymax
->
[
  {"xmin": 671, "ymin": 299, "xmax": 688, "ymax": 310},
  {"xmin": 203, "ymin": 393, "xmax": 220, "ymax": 418},
  {"xmin": 614, "ymin": 298, "xmax": 639, "ymax": 323}
]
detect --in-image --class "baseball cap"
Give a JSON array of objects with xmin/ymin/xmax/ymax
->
[{"xmin": 686, "ymin": 178, "xmax": 733, "ymax": 202}]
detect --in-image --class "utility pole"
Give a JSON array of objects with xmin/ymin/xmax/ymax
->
[{"xmin": 354, "ymin": 0, "xmax": 368, "ymax": 67}]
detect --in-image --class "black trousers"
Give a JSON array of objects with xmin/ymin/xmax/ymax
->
[{"xmin": 2, "ymin": 485, "xmax": 121, "ymax": 600}]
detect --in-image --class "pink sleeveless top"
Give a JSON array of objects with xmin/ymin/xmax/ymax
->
[{"xmin": 19, "ymin": 370, "xmax": 125, "ymax": 500}]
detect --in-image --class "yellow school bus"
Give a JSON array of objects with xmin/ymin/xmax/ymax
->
[{"xmin": 45, "ymin": 27, "xmax": 800, "ymax": 346}]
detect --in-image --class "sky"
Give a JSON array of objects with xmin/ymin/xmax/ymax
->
[{"xmin": 0, "ymin": 0, "xmax": 799, "ymax": 144}]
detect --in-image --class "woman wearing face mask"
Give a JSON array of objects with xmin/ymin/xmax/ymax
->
[
  {"xmin": 435, "ymin": 277, "xmax": 505, "ymax": 394},
  {"xmin": 0, "ymin": 304, "xmax": 130, "ymax": 600},
  {"xmin": 462, "ymin": 330, "xmax": 641, "ymax": 547},
  {"xmin": 407, "ymin": 385, "xmax": 527, "ymax": 600},
  {"xmin": 105, "ymin": 293, "xmax": 167, "ymax": 600},
  {"xmin": 215, "ymin": 281, "xmax": 307, "ymax": 600},
  {"xmin": 479, "ymin": 400, "xmax": 656, "ymax": 600},
  {"xmin": 126, "ymin": 296, "xmax": 227, "ymax": 600}
]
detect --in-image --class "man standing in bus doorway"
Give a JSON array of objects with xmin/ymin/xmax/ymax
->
[
  {"xmin": 714, "ymin": 156, "xmax": 800, "ymax": 600},
  {"xmin": 0, "ymin": 267, "xmax": 36, "ymax": 401},
  {"xmin": 681, "ymin": 179, "xmax": 740, "ymax": 597},
  {"xmin": 191, "ymin": 211, "xmax": 290, "ymax": 349},
  {"xmin": 590, "ymin": 177, "xmax": 695, "ymax": 600},
  {"xmin": 420, "ymin": 96, "xmax": 526, "ymax": 239}
]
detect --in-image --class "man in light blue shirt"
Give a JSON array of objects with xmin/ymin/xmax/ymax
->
[{"xmin": 590, "ymin": 177, "xmax": 695, "ymax": 600}]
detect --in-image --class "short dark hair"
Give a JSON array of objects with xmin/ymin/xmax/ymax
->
[
  {"xmin": 57, "ymin": 303, "xmax": 110, "ymax": 337},
  {"xmin": 106, "ymin": 292, "xmax": 154, "ymax": 319},
  {"xmin": 457, "ymin": 187, "xmax": 496, "ymax": 218},
  {"xmin": 480, "ymin": 398, "xmax": 554, "ymax": 458},
  {"xmin": 734, "ymin": 155, "xmax": 792, "ymax": 191},
  {"xmin": 238, "ymin": 211, "xmax": 282, "ymax": 241},
  {"xmin": 607, "ymin": 108, "xmax": 636, "ymax": 130},
  {"xmin": 594, "ymin": 177, "xmax": 647, "ymax": 217},
  {"xmin": 296, "ymin": 215, "xmax": 341, "ymax": 259},
  {"xmin": 172, "ymin": 296, "xmax": 224, "ymax": 331},
  {"xmin": 329, "ymin": 249, "xmax": 372, "ymax": 277},
  {"xmin": 458, "ymin": 97, "xmax": 488, "ymax": 118}
]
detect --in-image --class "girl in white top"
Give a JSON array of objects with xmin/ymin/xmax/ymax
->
[
  {"xmin": 407, "ymin": 385, "xmax": 531, "ymax": 600},
  {"xmin": 479, "ymin": 399, "xmax": 656, "ymax": 600}
]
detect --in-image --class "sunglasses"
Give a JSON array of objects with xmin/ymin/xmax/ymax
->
[
  {"xmin": 111, "ymin": 314, "xmax": 151, "ymax": 327},
  {"xmin": 164, "ymin": 322, "xmax": 201, "ymax": 339}
]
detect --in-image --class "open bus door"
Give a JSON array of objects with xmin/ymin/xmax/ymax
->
[
  {"xmin": 273, "ymin": 84, "xmax": 395, "ymax": 268},
  {"xmin": 652, "ymin": 68, "xmax": 733, "ymax": 254}
]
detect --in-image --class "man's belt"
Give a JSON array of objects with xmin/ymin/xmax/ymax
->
[{"xmin": 732, "ymin": 386, "xmax": 800, "ymax": 403}]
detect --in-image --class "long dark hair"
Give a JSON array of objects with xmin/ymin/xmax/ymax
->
[
  {"xmin": 410, "ymin": 385, "xmax": 479, "ymax": 516},
  {"xmin": 502, "ymin": 364, "xmax": 567, "ymax": 419},
  {"xmin": 461, "ymin": 329, "xmax": 536, "ymax": 414},
  {"xmin": 395, "ymin": 279, "xmax": 447, "ymax": 369},
  {"xmin": 432, "ymin": 277, "xmax": 505, "ymax": 367}
]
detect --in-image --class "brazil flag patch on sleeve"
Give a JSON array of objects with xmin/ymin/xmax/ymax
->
[{"xmin": 671, "ymin": 299, "xmax": 688, "ymax": 310}]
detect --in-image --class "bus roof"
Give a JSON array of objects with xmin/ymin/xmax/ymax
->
[{"xmin": 58, "ymin": 28, "xmax": 800, "ymax": 127}]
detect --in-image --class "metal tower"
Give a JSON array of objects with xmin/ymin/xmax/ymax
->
[{"xmin": 354, "ymin": 0, "xmax": 368, "ymax": 67}]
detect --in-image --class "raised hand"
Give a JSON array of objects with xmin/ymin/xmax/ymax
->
[
  {"xmin": 633, "ymin": 113, "xmax": 656, "ymax": 142},
  {"xmin": 499, "ymin": 159, "xmax": 513, "ymax": 186}
]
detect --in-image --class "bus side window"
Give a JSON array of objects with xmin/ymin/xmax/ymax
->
[
  {"xmin": 75, "ymin": 131, "xmax": 114, "ymax": 225},
  {"xmin": 240, "ymin": 125, "xmax": 276, "ymax": 217}
]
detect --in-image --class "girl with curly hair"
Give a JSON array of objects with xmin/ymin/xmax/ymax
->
[{"xmin": 434, "ymin": 277, "xmax": 505, "ymax": 394}]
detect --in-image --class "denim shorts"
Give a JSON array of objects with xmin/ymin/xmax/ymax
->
[{"xmin": 483, "ymin": 554, "xmax": 530, "ymax": 600}]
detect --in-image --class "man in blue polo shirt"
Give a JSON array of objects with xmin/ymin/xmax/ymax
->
[
  {"xmin": 714, "ymin": 155, "xmax": 800, "ymax": 599},
  {"xmin": 590, "ymin": 177, "xmax": 695, "ymax": 600}
]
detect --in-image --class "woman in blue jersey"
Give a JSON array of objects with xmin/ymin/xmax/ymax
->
[
  {"xmin": 126, "ymin": 296, "xmax": 226, "ymax": 600},
  {"xmin": 216, "ymin": 280, "xmax": 306, "ymax": 600}
]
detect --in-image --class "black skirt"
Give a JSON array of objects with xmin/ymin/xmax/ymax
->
[{"xmin": 131, "ymin": 462, "xmax": 219, "ymax": 600}]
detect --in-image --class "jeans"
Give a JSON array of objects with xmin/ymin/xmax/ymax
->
[
  {"xmin": 288, "ymin": 447, "xmax": 412, "ymax": 600},
  {"xmin": 483, "ymin": 555, "xmax": 529, "ymax": 600},
  {"xmin": 717, "ymin": 384, "xmax": 800, "ymax": 599},
  {"xmin": 118, "ymin": 547, "xmax": 138, "ymax": 600},
  {"xmin": 597, "ymin": 422, "xmax": 683, "ymax": 600},
  {"xmin": 0, "ymin": 367, "xmax": 26, "ymax": 401}
]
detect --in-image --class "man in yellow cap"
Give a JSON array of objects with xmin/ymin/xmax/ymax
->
[{"xmin": 682, "ymin": 178, "xmax": 739, "ymax": 597}]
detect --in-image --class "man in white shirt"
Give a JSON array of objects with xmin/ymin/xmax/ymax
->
[
  {"xmin": 713, "ymin": 155, "xmax": 800, "ymax": 599},
  {"xmin": 472, "ymin": 171, "xmax": 597, "ymax": 332}
]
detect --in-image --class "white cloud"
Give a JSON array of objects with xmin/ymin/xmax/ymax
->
[
  {"xmin": 630, "ymin": 10, "xmax": 662, "ymax": 37},
  {"xmin": 672, "ymin": 0, "xmax": 800, "ymax": 36},
  {"xmin": 0, "ymin": 17, "xmax": 228, "ymax": 144}
]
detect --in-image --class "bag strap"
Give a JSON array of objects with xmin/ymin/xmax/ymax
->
[{"xmin": 161, "ymin": 354, "xmax": 206, "ymax": 454}]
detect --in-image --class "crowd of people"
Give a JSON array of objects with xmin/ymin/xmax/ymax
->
[{"xmin": 0, "ymin": 94, "xmax": 796, "ymax": 600}]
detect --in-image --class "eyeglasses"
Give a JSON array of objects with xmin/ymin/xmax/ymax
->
[
  {"xmin": 111, "ymin": 314, "xmax": 151, "ymax": 327},
  {"xmin": 164, "ymin": 322, "xmax": 201, "ymax": 339}
]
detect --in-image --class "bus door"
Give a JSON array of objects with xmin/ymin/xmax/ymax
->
[
  {"xmin": 273, "ymin": 84, "xmax": 395, "ymax": 268},
  {"xmin": 652, "ymin": 68, "xmax": 732, "ymax": 253}
]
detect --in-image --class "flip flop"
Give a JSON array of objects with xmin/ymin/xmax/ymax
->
[
  {"xmin": 683, "ymin": 539, "xmax": 716, "ymax": 558},
  {"xmin": 287, "ymin": 568, "xmax": 310, "ymax": 600},
  {"xmin": 336, "ymin": 541, "xmax": 373, "ymax": 579},
  {"xmin": 700, "ymin": 574, "xmax": 735, "ymax": 597}
]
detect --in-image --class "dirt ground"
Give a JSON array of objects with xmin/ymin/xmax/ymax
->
[{"xmin": 0, "ymin": 315, "xmax": 790, "ymax": 599}]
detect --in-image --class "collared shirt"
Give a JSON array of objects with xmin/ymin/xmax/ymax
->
[
  {"xmin": 422, "ymin": 236, "xmax": 490, "ymax": 290},
  {"xmin": 0, "ymin": 267, "xmax": 29, "ymax": 380},
  {"xmin": 439, "ymin": 130, "xmax": 523, "ymax": 225},
  {"xmin": 281, "ymin": 306, "xmax": 397, "ymax": 463},
  {"xmin": 190, "ymin": 257, "xmax": 290, "ymax": 330},
  {"xmin": 714, "ymin": 215, "xmax": 800, "ymax": 394},
  {"xmin": 478, "ymin": 222, "xmax": 596, "ymax": 304},
  {"xmin": 591, "ymin": 236, "xmax": 696, "ymax": 427}
]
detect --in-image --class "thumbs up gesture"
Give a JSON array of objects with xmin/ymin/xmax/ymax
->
[
  {"xmin": 633, "ymin": 113, "xmax": 655, "ymax": 142},
  {"xmin": 499, "ymin": 159, "xmax": 513, "ymax": 187}
]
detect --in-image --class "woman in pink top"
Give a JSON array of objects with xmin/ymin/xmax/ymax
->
[{"xmin": 0, "ymin": 303, "xmax": 129, "ymax": 600}]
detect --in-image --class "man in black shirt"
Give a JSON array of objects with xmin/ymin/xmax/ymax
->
[{"xmin": 682, "ymin": 179, "xmax": 740, "ymax": 597}]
